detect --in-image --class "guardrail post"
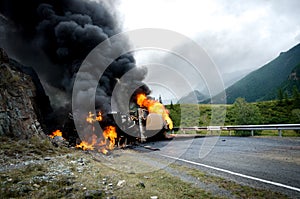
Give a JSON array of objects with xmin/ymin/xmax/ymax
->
[
  {"xmin": 278, "ymin": 129, "xmax": 282, "ymax": 137},
  {"xmin": 251, "ymin": 130, "xmax": 254, "ymax": 136}
]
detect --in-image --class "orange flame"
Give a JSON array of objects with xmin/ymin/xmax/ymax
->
[
  {"xmin": 137, "ymin": 93, "xmax": 173, "ymax": 129},
  {"xmin": 76, "ymin": 127, "xmax": 117, "ymax": 152},
  {"xmin": 76, "ymin": 134, "xmax": 97, "ymax": 151},
  {"xmin": 49, "ymin": 129, "xmax": 63, "ymax": 139},
  {"xmin": 86, "ymin": 111, "xmax": 102, "ymax": 124},
  {"xmin": 76, "ymin": 112, "xmax": 117, "ymax": 153},
  {"xmin": 103, "ymin": 126, "xmax": 117, "ymax": 150}
]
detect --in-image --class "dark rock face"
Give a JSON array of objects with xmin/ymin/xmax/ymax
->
[{"xmin": 0, "ymin": 48, "xmax": 52, "ymax": 138}]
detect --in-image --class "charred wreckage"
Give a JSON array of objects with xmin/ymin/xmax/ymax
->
[
  {"xmin": 44, "ymin": 94, "xmax": 174, "ymax": 155},
  {"xmin": 66, "ymin": 93, "xmax": 174, "ymax": 154}
]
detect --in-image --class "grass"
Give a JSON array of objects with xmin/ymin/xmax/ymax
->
[
  {"xmin": 0, "ymin": 151, "xmax": 221, "ymax": 199},
  {"xmin": 259, "ymin": 130, "xmax": 299, "ymax": 137},
  {"xmin": 0, "ymin": 136, "xmax": 223, "ymax": 199},
  {"xmin": 109, "ymin": 169, "xmax": 217, "ymax": 199},
  {"xmin": 169, "ymin": 163, "xmax": 289, "ymax": 199},
  {"xmin": 0, "ymin": 135, "xmax": 69, "ymax": 160}
]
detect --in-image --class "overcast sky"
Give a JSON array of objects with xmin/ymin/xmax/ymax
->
[
  {"xmin": 118, "ymin": 0, "xmax": 300, "ymax": 72},
  {"xmin": 115, "ymin": 0, "xmax": 300, "ymax": 101}
]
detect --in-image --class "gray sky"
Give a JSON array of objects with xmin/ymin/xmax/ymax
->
[
  {"xmin": 116, "ymin": 0, "xmax": 300, "ymax": 101},
  {"xmin": 118, "ymin": 0, "xmax": 300, "ymax": 72}
]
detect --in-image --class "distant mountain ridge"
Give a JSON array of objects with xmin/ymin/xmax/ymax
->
[
  {"xmin": 178, "ymin": 90, "xmax": 207, "ymax": 104},
  {"xmin": 225, "ymin": 43, "xmax": 300, "ymax": 104}
]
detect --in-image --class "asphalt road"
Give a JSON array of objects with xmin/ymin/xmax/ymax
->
[{"xmin": 146, "ymin": 136, "xmax": 300, "ymax": 197}]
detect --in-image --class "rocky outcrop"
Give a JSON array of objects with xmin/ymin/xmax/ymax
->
[{"xmin": 0, "ymin": 48, "xmax": 52, "ymax": 138}]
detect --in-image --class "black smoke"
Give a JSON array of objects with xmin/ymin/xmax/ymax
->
[{"xmin": 0, "ymin": 0, "xmax": 150, "ymax": 132}]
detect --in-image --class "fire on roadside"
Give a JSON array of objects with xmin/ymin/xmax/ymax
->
[
  {"xmin": 76, "ymin": 111, "xmax": 117, "ymax": 154},
  {"xmin": 49, "ymin": 129, "xmax": 63, "ymax": 139},
  {"xmin": 76, "ymin": 134, "xmax": 97, "ymax": 151},
  {"xmin": 102, "ymin": 126, "xmax": 117, "ymax": 150},
  {"xmin": 137, "ymin": 93, "xmax": 173, "ymax": 129}
]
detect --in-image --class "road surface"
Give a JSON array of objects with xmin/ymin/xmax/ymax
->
[{"xmin": 143, "ymin": 136, "xmax": 300, "ymax": 197}]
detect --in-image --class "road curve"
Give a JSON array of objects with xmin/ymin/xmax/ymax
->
[{"xmin": 149, "ymin": 136, "xmax": 300, "ymax": 197}]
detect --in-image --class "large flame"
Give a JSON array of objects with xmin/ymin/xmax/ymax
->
[
  {"xmin": 103, "ymin": 126, "xmax": 117, "ymax": 150},
  {"xmin": 76, "ymin": 112, "xmax": 117, "ymax": 154},
  {"xmin": 49, "ymin": 129, "xmax": 63, "ymax": 139},
  {"xmin": 137, "ymin": 93, "xmax": 173, "ymax": 129},
  {"xmin": 76, "ymin": 134, "xmax": 97, "ymax": 151}
]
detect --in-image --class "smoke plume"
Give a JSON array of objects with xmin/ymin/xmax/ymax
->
[{"xmin": 0, "ymin": 0, "xmax": 149, "ymax": 126}]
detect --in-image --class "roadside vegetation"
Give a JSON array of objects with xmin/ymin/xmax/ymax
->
[
  {"xmin": 166, "ymin": 88, "xmax": 300, "ymax": 136},
  {"xmin": 0, "ymin": 136, "xmax": 214, "ymax": 199}
]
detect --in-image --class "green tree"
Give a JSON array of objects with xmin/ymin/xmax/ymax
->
[
  {"xmin": 292, "ymin": 86, "xmax": 299, "ymax": 99},
  {"xmin": 168, "ymin": 104, "xmax": 181, "ymax": 127},
  {"xmin": 292, "ymin": 109, "xmax": 300, "ymax": 134},
  {"xmin": 284, "ymin": 92, "xmax": 289, "ymax": 101},
  {"xmin": 278, "ymin": 88, "xmax": 284, "ymax": 102},
  {"xmin": 159, "ymin": 95, "xmax": 163, "ymax": 104},
  {"xmin": 170, "ymin": 100, "xmax": 174, "ymax": 109},
  {"xmin": 232, "ymin": 98, "xmax": 261, "ymax": 136},
  {"xmin": 292, "ymin": 86, "xmax": 300, "ymax": 108}
]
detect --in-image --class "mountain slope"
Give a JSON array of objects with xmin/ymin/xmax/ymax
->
[
  {"xmin": 178, "ymin": 90, "xmax": 207, "ymax": 104},
  {"xmin": 259, "ymin": 63, "xmax": 300, "ymax": 101},
  {"xmin": 225, "ymin": 43, "xmax": 300, "ymax": 103}
]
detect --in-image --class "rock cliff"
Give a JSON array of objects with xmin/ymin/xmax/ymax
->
[{"xmin": 0, "ymin": 48, "xmax": 52, "ymax": 138}]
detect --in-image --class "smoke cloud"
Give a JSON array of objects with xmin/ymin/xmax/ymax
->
[{"xmin": 0, "ymin": 0, "xmax": 149, "ymax": 125}]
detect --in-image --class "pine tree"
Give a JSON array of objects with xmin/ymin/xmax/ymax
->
[
  {"xmin": 278, "ymin": 88, "xmax": 284, "ymax": 101},
  {"xmin": 159, "ymin": 95, "xmax": 163, "ymax": 104},
  {"xmin": 292, "ymin": 86, "xmax": 300, "ymax": 108},
  {"xmin": 170, "ymin": 100, "xmax": 174, "ymax": 109}
]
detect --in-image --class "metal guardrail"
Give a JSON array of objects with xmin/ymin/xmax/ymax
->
[{"xmin": 173, "ymin": 124, "xmax": 300, "ymax": 136}]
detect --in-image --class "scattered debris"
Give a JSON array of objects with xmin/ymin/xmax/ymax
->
[
  {"xmin": 33, "ymin": 184, "xmax": 40, "ymax": 188},
  {"xmin": 143, "ymin": 145, "xmax": 160, "ymax": 151},
  {"xmin": 136, "ymin": 182, "xmax": 145, "ymax": 188},
  {"xmin": 85, "ymin": 189, "xmax": 102, "ymax": 199},
  {"xmin": 44, "ymin": 157, "xmax": 51, "ymax": 161},
  {"xmin": 117, "ymin": 180, "xmax": 125, "ymax": 187}
]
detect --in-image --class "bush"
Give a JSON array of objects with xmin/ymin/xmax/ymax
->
[
  {"xmin": 234, "ymin": 130, "xmax": 251, "ymax": 136},
  {"xmin": 234, "ymin": 130, "xmax": 261, "ymax": 136},
  {"xmin": 294, "ymin": 130, "xmax": 300, "ymax": 135}
]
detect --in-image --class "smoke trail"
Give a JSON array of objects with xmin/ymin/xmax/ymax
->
[{"xmin": 0, "ymin": 0, "xmax": 149, "ymax": 122}]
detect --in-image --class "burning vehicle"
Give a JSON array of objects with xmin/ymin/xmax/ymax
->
[
  {"xmin": 72, "ymin": 92, "xmax": 173, "ymax": 154},
  {"xmin": 48, "ymin": 91, "xmax": 174, "ymax": 154}
]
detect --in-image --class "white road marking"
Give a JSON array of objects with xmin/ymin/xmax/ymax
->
[{"xmin": 161, "ymin": 154, "xmax": 300, "ymax": 192}]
